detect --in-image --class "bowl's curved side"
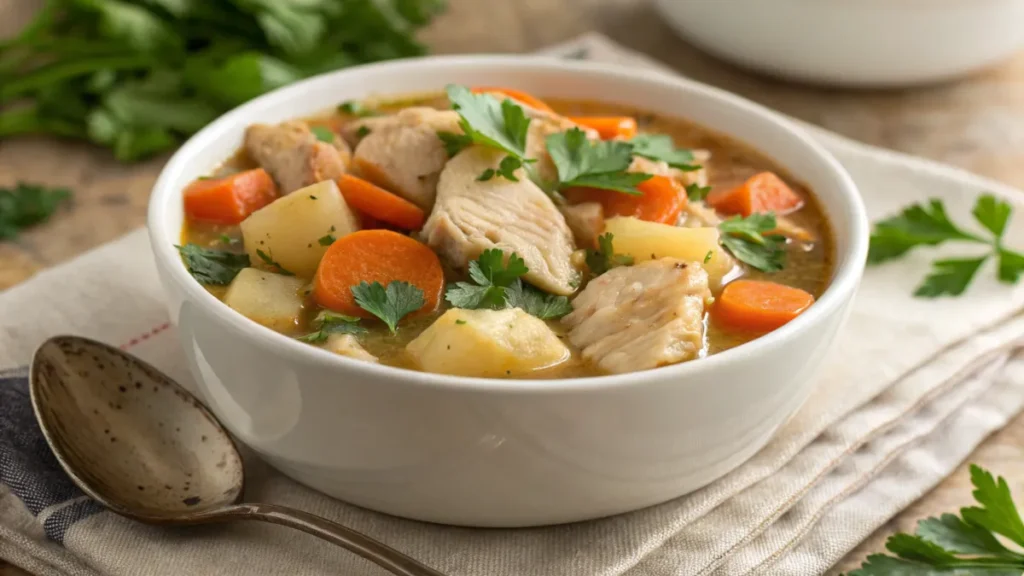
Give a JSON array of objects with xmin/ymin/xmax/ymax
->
[{"xmin": 147, "ymin": 56, "xmax": 866, "ymax": 526}]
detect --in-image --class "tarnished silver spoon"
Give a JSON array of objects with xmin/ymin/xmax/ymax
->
[{"xmin": 29, "ymin": 335, "xmax": 446, "ymax": 576}]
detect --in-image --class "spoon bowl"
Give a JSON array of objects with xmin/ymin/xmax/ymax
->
[{"xmin": 30, "ymin": 335, "xmax": 445, "ymax": 576}]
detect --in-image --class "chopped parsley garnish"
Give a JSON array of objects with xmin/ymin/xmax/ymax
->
[
  {"xmin": 255, "ymin": 249, "xmax": 294, "ymax": 276},
  {"xmin": 296, "ymin": 311, "xmax": 366, "ymax": 343},
  {"xmin": 0, "ymin": 182, "xmax": 72, "ymax": 240},
  {"xmin": 437, "ymin": 131, "xmax": 474, "ymax": 158},
  {"xmin": 718, "ymin": 213, "xmax": 786, "ymax": 273},
  {"xmin": 176, "ymin": 244, "xmax": 250, "ymax": 285},
  {"xmin": 310, "ymin": 125, "xmax": 335, "ymax": 143},
  {"xmin": 455, "ymin": 319, "xmax": 467, "ymax": 325},
  {"xmin": 868, "ymin": 194, "xmax": 1023, "ymax": 297},
  {"xmin": 445, "ymin": 249, "xmax": 572, "ymax": 319},
  {"xmin": 847, "ymin": 465, "xmax": 1024, "ymax": 576},
  {"xmin": 445, "ymin": 84, "xmax": 531, "ymax": 160},
  {"xmin": 704, "ymin": 250, "xmax": 713, "ymax": 264},
  {"xmin": 337, "ymin": 101, "xmax": 378, "ymax": 117},
  {"xmin": 686, "ymin": 183, "xmax": 712, "ymax": 202},
  {"xmin": 629, "ymin": 134, "xmax": 701, "ymax": 171},
  {"xmin": 355, "ymin": 125, "xmax": 372, "ymax": 139},
  {"xmin": 218, "ymin": 233, "xmax": 240, "ymax": 246},
  {"xmin": 546, "ymin": 128, "xmax": 652, "ymax": 195},
  {"xmin": 318, "ymin": 234, "xmax": 335, "ymax": 246},
  {"xmin": 477, "ymin": 156, "xmax": 524, "ymax": 182},
  {"xmin": 586, "ymin": 233, "xmax": 634, "ymax": 275},
  {"xmin": 351, "ymin": 281, "xmax": 424, "ymax": 334}
]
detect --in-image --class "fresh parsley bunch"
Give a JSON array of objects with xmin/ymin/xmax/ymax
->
[
  {"xmin": 0, "ymin": 0, "xmax": 446, "ymax": 161},
  {"xmin": 848, "ymin": 465, "xmax": 1024, "ymax": 575},
  {"xmin": 0, "ymin": 182, "xmax": 72, "ymax": 240},
  {"xmin": 869, "ymin": 194, "xmax": 1023, "ymax": 297}
]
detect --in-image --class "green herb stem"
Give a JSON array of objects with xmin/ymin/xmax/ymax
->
[{"xmin": 0, "ymin": 55, "xmax": 153, "ymax": 104}]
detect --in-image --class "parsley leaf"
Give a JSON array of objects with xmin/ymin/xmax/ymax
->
[
  {"xmin": 478, "ymin": 156, "xmax": 524, "ymax": 182},
  {"xmin": 846, "ymin": 465, "xmax": 1024, "ymax": 576},
  {"xmin": 546, "ymin": 128, "xmax": 653, "ymax": 195},
  {"xmin": 355, "ymin": 125, "xmax": 372, "ymax": 139},
  {"xmin": 586, "ymin": 233, "xmax": 634, "ymax": 275},
  {"xmin": 686, "ymin": 183, "xmax": 712, "ymax": 202},
  {"xmin": 310, "ymin": 125, "xmax": 335, "ymax": 143},
  {"xmin": 0, "ymin": 182, "xmax": 72, "ymax": 240},
  {"xmin": 351, "ymin": 281, "xmax": 424, "ymax": 334},
  {"xmin": 255, "ymin": 249, "xmax": 294, "ymax": 276},
  {"xmin": 445, "ymin": 84, "xmax": 531, "ymax": 159},
  {"xmin": 437, "ymin": 131, "xmax": 473, "ymax": 158},
  {"xmin": 318, "ymin": 234, "xmax": 335, "ymax": 246},
  {"xmin": 719, "ymin": 213, "xmax": 786, "ymax": 273},
  {"xmin": 176, "ymin": 244, "xmax": 250, "ymax": 285},
  {"xmin": 868, "ymin": 194, "xmax": 1024, "ymax": 297},
  {"xmin": 629, "ymin": 134, "xmax": 701, "ymax": 171},
  {"xmin": 505, "ymin": 280, "xmax": 573, "ymax": 319},
  {"xmin": 296, "ymin": 310, "xmax": 365, "ymax": 343},
  {"xmin": 445, "ymin": 249, "xmax": 570, "ymax": 319},
  {"xmin": 337, "ymin": 100, "xmax": 378, "ymax": 118}
]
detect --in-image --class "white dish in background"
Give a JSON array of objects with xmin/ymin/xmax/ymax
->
[
  {"xmin": 653, "ymin": 0, "xmax": 1024, "ymax": 87},
  {"xmin": 147, "ymin": 56, "xmax": 867, "ymax": 527}
]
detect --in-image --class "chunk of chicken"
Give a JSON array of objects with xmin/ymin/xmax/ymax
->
[
  {"xmin": 341, "ymin": 107, "xmax": 460, "ymax": 148},
  {"xmin": 324, "ymin": 334, "xmax": 378, "ymax": 363},
  {"xmin": 563, "ymin": 259, "xmax": 712, "ymax": 374},
  {"xmin": 245, "ymin": 121, "xmax": 350, "ymax": 194},
  {"xmin": 679, "ymin": 200, "xmax": 723, "ymax": 228},
  {"xmin": 559, "ymin": 202, "xmax": 605, "ymax": 250},
  {"xmin": 406, "ymin": 308, "xmax": 570, "ymax": 378},
  {"xmin": 422, "ymin": 146, "xmax": 578, "ymax": 295},
  {"xmin": 350, "ymin": 107, "xmax": 462, "ymax": 210}
]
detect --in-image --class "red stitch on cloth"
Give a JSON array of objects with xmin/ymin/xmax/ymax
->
[{"xmin": 119, "ymin": 322, "xmax": 171, "ymax": 350}]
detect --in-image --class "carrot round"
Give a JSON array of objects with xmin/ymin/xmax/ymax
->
[
  {"xmin": 183, "ymin": 168, "xmax": 278, "ymax": 224},
  {"xmin": 565, "ymin": 175, "xmax": 687, "ymax": 224},
  {"xmin": 713, "ymin": 280, "xmax": 815, "ymax": 333},
  {"xmin": 706, "ymin": 172, "xmax": 804, "ymax": 217},
  {"xmin": 568, "ymin": 116, "xmax": 638, "ymax": 140},
  {"xmin": 471, "ymin": 87, "xmax": 554, "ymax": 113},
  {"xmin": 336, "ymin": 174, "xmax": 425, "ymax": 230},
  {"xmin": 313, "ymin": 230, "xmax": 443, "ymax": 318}
]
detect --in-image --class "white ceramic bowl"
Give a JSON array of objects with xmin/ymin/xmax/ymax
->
[
  {"xmin": 653, "ymin": 0, "xmax": 1024, "ymax": 87},
  {"xmin": 147, "ymin": 56, "xmax": 868, "ymax": 527}
]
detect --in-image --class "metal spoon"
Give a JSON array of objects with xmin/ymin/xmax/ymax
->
[{"xmin": 29, "ymin": 335, "xmax": 446, "ymax": 576}]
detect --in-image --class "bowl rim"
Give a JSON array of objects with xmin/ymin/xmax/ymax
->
[{"xmin": 148, "ymin": 54, "xmax": 868, "ymax": 393}]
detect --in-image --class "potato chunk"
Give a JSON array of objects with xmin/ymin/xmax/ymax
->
[
  {"xmin": 406, "ymin": 308, "xmax": 570, "ymax": 378},
  {"xmin": 224, "ymin": 268, "xmax": 306, "ymax": 332},
  {"xmin": 604, "ymin": 216, "xmax": 736, "ymax": 290},
  {"xmin": 325, "ymin": 334, "xmax": 378, "ymax": 363},
  {"xmin": 240, "ymin": 180, "xmax": 358, "ymax": 278}
]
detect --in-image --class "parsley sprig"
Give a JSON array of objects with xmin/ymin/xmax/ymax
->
[
  {"xmin": 586, "ymin": 233, "xmax": 634, "ymax": 276},
  {"xmin": 440, "ymin": 84, "xmax": 533, "ymax": 179},
  {"xmin": 296, "ymin": 311, "xmax": 366, "ymax": 343},
  {"xmin": 351, "ymin": 281, "xmax": 424, "ymax": 334},
  {"xmin": 847, "ymin": 465, "xmax": 1024, "ymax": 575},
  {"xmin": 546, "ymin": 128, "xmax": 653, "ymax": 195},
  {"xmin": 629, "ymin": 134, "xmax": 701, "ymax": 172},
  {"xmin": 869, "ymin": 194, "xmax": 1023, "ymax": 297},
  {"xmin": 0, "ymin": 182, "xmax": 72, "ymax": 240},
  {"xmin": 445, "ymin": 249, "xmax": 573, "ymax": 320},
  {"xmin": 719, "ymin": 213, "xmax": 787, "ymax": 273},
  {"xmin": 176, "ymin": 244, "xmax": 249, "ymax": 285}
]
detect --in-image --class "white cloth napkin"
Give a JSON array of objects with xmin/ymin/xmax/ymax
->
[{"xmin": 1, "ymin": 34, "xmax": 1023, "ymax": 576}]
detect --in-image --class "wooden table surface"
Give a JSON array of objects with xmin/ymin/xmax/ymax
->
[{"xmin": 3, "ymin": 0, "xmax": 1024, "ymax": 574}]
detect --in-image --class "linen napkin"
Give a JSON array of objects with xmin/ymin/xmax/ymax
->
[{"xmin": 2, "ymin": 34, "xmax": 1023, "ymax": 576}]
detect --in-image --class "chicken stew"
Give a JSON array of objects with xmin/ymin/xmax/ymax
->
[{"xmin": 178, "ymin": 86, "xmax": 834, "ymax": 378}]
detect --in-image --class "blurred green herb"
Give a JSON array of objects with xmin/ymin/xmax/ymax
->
[
  {"xmin": 0, "ymin": 0, "xmax": 446, "ymax": 162},
  {"xmin": 0, "ymin": 182, "xmax": 71, "ymax": 240}
]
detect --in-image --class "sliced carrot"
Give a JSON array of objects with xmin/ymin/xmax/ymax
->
[
  {"xmin": 713, "ymin": 280, "xmax": 815, "ymax": 333},
  {"xmin": 706, "ymin": 172, "xmax": 804, "ymax": 217},
  {"xmin": 568, "ymin": 116, "xmax": 638, "ymax": 140},
  {"xmin": 183, "ymin": 169, "xmax": 278, "ymax": 225},
  {"xmin": 336, "ymin": 174, "xmax": 425, "ymax": 230},
  {"xmin": 471, "ymin": 87, "xmax": 554, "ymax": 113},
  {"xmin": 565, "ymin": 175, "xmax": 687, "ymax": 224},
  {"xmin": 313, "ymin": 230, "xmax": 444, "ymax": 318}
]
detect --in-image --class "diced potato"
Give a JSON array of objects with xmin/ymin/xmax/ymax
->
[
  {"xmin": 240, "ymin": 180, "xmax": 359, "ymax": 278},
  {"xmin": 604, "ymin": 216, "xmax": 736, "ymax": 289},
  {"xmin": 325, "ymin": 333, "xmax": 378, "ymax": 363},
  {"xmin": 406, "ymin": 308, "xmax": 570, "ymax": 378},
  {"xmin": 224, "ymin": 268, "xmax": 306, "ymax": 332}
]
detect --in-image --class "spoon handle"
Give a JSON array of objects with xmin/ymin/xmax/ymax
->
[{"xmin": 217, "ymin": 503, "xmax": 447, "ymax": 576}]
